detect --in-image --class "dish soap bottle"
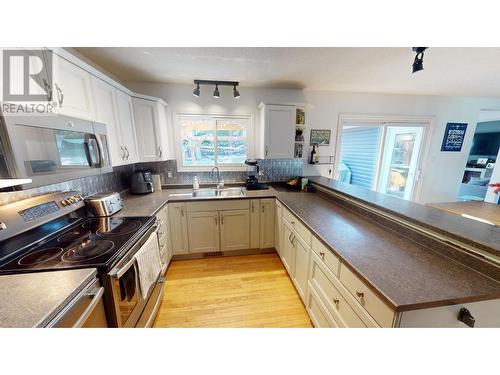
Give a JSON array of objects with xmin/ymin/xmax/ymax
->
[{"xmin": 193, "ymin": 176, "xmax": 200, "ymax": 190}]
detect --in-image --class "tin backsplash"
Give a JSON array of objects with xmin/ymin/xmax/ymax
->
[
  {"xmin": 135, "ymin": 159, "xmax": 303, "ymax": 185},
  {"xmin": 0, "ymin": 159, "xmax": 302, "ymax": 207},
  {"xmin": 0, "ymin": 165, "xmax": 134, "ymax": 207}
]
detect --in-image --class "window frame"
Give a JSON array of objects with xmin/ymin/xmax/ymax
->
[{"xmin": 173, "ymin": 112, "xmax": 254, "ymax": 172}]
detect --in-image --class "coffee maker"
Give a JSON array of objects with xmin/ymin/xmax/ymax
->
[
  {"xmin": 130, "ymin": 171, "xmax": 154, "ymax": 194},
  {"xmin": 244, "ymin": 159, "xmax": 269, "ymax": 190}
]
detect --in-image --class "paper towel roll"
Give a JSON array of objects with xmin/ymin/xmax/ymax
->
[{"xmin": 152, "ymin": 174, "xmax": 162, "ymax": 191}]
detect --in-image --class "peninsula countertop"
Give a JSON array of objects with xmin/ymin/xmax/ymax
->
[
  {"xmin": 118, "ymin": 183, "xmax": 500, "ymax": 312},
  {"xmin": 0, "ymin": 268, "xmax": 97, "ymax": 328}
]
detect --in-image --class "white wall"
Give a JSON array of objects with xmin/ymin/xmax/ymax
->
[{"xmin": 126, "ymin": 81, "xmax": 500, "ymax": 204}]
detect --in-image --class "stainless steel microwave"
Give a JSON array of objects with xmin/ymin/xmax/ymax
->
[{"xmin": 0, "ymin": 114, "xmax": 112, "ymax": 188}]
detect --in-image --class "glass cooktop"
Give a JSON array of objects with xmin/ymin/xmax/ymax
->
[{"xmin": 0, "ymin": 216, "xmax": 154, "ymax": 274}]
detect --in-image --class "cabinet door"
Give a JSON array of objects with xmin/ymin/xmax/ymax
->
[
  {"xmin": 132, "ymin": 97, "xmax": 162, "ymax": 162},
  {"xmin": 281, "ymin": 220, "xmax": 294, "ymax": 275},
  {"xmin": 187, "ymin": 211, "xmax": 220, "ymax": 253},
  {"xmin": 264, "ymin": 105, "xmax": 295, "ymax": 159},
  {"xmin": 249, "ymin": 199, "xmax": 260, "ymax": 248},
  {"xmin": 220, "ymin": 209, "xmax": 250, "ymax": 251},
  {"xmin": 115, "ymin": 89, "xmax": 139, "ymax": 164},
  {"xmin": 53, "ymin": 55, "xmax": 95, "ymax": 120},
  {"xmin": 292, "ymin": 233, "xmax": 310, "ymax": 303},
  {"xmin": 275, "ymin": 199, "xmax": 283, "ymax": 256},
  {"xmin": 90, "ymin": 76, "xmax": 123, "ymax": 166},
  {"xmin": 259, "ymin": 198, "xmax": 275, "ymax": 249},
  {"xmin": 168, "ymin": 203, "xmax": 189, "ymax": 255}
]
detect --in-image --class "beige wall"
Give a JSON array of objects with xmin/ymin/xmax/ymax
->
[{"xmin": 125, "ymin": 81, "xmax": 500, "ymax": 204}]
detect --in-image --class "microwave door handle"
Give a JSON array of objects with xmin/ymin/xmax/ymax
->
[
  {"xmin": 90, "ymin": 136, "xmax": 101, "ymax": 167},
  {"xmin": 83, "ymin": 134, "xmax": 93, "ymax": 167}
]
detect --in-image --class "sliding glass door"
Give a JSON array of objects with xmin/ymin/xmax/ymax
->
[{"xmin": 337, "ymin": 120, "xmax": 426, "ymax": 201}]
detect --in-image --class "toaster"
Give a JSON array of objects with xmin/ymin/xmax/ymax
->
[{"xmin": 84, "ymin": 192, "xmax": 123, "ymax": 217}]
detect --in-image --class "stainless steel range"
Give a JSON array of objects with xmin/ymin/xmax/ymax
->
[{"xmin": 0, "ymin": 191, "xmax": 164, "ymax": 327}]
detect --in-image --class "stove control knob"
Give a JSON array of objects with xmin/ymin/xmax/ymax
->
[
  {"xmin": 0, "ymin": 222, "xmax": 7, "ymax": 231},
  {"xmin": 61, "ymin": 199, "xmax": 68, "ymax": 206}
]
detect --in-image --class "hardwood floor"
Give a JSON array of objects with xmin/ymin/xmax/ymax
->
[{"xmin": 153, "ymin": 252, "xmax": 313, "ymax": 328}]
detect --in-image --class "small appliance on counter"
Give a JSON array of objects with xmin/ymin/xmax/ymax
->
[
  {"xmin": 244, "ymin": 159, "xmax": 269, "ymax": 190},
  {"xmin": 84, "ymin": 192, "xmax": 123, "ymax": 217},
  {"xmin": 130, "ymin": 171, "xmax": 154, "ymax": 194}
]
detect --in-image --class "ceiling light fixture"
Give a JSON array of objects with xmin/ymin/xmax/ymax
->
[
  {"xmin": 192, "ymin": 82, "xmax": 200, "ymax": 97},
  {"xmin": 213, "ymin": 84, "xmax": 220, "ymax": 98},
  {"xmin": 412, "ymin": 47, "xmax": 428, "ymax": 73},
  {"xmin": 193, "ymin": 80, "xmax": 240, "ymax": 99}
]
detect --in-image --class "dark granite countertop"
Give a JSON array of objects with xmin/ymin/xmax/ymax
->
[
  {"xmin": 0, "ymin": 268, "xmax": 97, "ymax": 327},
  {"xmin": 118, "ymin": 184, "xmax": 500, "ymax": 312},
  {"xmin": 308, "ymin": 176, "xmax": 500, "ymax": 255}
]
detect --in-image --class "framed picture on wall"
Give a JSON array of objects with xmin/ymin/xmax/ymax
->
[{"xmin": 310, "ymin": 129, "xmax": 331, "ymax": 146}]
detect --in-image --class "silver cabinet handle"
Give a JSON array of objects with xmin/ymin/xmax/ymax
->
[
  {"xmin": 356, "ymin": 290, "xmax": 364, "ymax": 298},
  {"xmin": 220, "ymin": 214, "xmax": 224, "ymax": 225},
  {"xmin": 215, "ymin": 215, "xmax": 218, "ymax": 225},
  {"xmin": 158, "ymin": 147, "xmax": 162, "ymax": 158},
  {"xmin": 251, "ymin": 202, "xmax": 254, "ymax": 213},
  {"xmin": 265, "ymin": 145, "xmax": 269, "ymax": 157},
  {"xmin": 333, "ymin": 298, "xmax": 340, "ymax": 305},
  {"xmin": 120, "ymin": 146, "xmax": 126, "ymax": 160},
  {"xmin": 72, "ymin": 287, "xmax": 104, "ymax": 328},
  {"xmin": 55, "ymin": 83, "xmax": 64, "ymax": 105},
  {"xmin": 181, "ymin": 207, "xmax": 184, "ymax": 217},
  {"xmin": 124, "ymin": 146, "xmax": 130, "ymax": 160},
  {"xmin": 261, "ymin": 204, "xmax": 265, "ymax": 213}
]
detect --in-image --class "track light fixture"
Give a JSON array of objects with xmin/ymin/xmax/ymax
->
[
  {"xmin": 412, "ymin": 47, "xmax": 428, "ymax": 73},
  {"xmin": 192, "ymin": 82, "xmax": 200, "ymax": 97},
  {"xmin": 193, "ymin": 80, "xmax": 240, "ymax": 99},
  {"xmin": 213, "ymin": 84, "xmax": 220, "ymax": 98}
]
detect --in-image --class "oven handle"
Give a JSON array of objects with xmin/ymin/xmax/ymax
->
[
  {"xmin": 72, "ymin": 287, "xmax": 104, "ymax": 328},
  {"xmin": 109, "ymin": 225, "xmax": 158, "ymax": 279}
]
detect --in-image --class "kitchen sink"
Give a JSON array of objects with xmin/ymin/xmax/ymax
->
[{"xmin": 191, "ymin": 188, "xmax": 245, "ymax": 197}]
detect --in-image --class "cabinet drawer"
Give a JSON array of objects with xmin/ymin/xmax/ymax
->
[
  {"xmin": 306, "ymin": 287, "xmax": 337, "ymax": 328},
  {"xmin": 311, "ymin": 236, "xmax": 340, "ymax": 277},
  {"xmin": 186, "ymin": 199, "xmax": 249, "ymax": 212},
  {"xmin": 309, "ymin": 253, "xmax": 366, "ymax": 328},
  {"xmin": 282, "ymin": 207, "xmax": 312, "ymax": 246},
  {"xmin": 340, "ymin": 264, "xmax": 395, "ymax": 327}
]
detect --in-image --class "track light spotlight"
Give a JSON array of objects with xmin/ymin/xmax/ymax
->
[
  {"xmin": 412, "ymin": 47, "xmax": 428, "ymax": 73},
  {"xmin": 193, "ymin": 83, "xmax": 200, "ymax": 97},
  {"xmin": 233, "ymin": 85, "xmax": 240, "ymax": 99},
  {"xmin": 213, "ymin": 84, "xmax": 220, "ymax": 98}
]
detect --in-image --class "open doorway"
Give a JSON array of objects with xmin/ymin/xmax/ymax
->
[
  {"xmin": 334, "ymin": 115, "xmax": 430, "ymax": 201},
  {"xmin": 458, "ymin": 110, "xmax": 500, "ymax": 203}
]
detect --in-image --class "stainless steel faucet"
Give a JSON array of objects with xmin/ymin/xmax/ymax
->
[{"xmin": 211, "ymin": 166, "xmax": 224, "ymax": 192}]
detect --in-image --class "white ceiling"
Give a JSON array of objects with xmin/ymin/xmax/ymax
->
[{"xmin": 74, "ymin": 47, "xmax": 500, "ymax": 96}]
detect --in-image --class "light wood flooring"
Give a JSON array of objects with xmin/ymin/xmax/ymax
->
[{"xmin": 153, "ymin": 252, "xmax": 313, "ymax": 328}]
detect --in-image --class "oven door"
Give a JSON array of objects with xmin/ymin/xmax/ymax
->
[
  {"xmin": 107, "ymin": 225, "xmax": 161, "ymax": 328},
  {"xmin": 0, "ymin": 114, "xmax": 108, "ymax": 188}
]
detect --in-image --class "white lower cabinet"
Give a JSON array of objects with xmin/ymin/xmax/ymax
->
[
  {"xmin": 220, "ymin": 210, "xmax": 250, "ymax": 251},
  {"xmin": 168, "ymin": 202, "xmax": 189, "ymax": 255},
  {"xmin": 291, "ymin": 233, "xmax": 310, "ymax": 303},
  {"xmin": 275, "ymin": 199, "xmax": 283, "ymax": 256},
  {"xmin": 187, "ymin": 211, "xmax": 220, "ymax": 253},
  {"xmin": 259, "ymin": 198, "xmax": 275, "ymax": 249},
  {"xmin": 306, "ymin": 286, "xmax": 338, "ymax": 328},
  {"xmin": 249, "ymin": 199, "xmax": 260, "ymax": 248},
  {"xmin": 281, "ymin": 219, "xmax": 295, "ymax": 275}
]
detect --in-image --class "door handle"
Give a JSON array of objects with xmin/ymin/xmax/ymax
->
[{"xmin": 55, "ymin": 83, "xmax": 64, "ymax": 105}]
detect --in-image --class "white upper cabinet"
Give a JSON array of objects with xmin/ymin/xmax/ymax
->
[
  {"xmin": 52, "ymin": 55, "xmax": 95, "ymax": 120},
  {"xmin": 132, "ymin": 97, "xmax": 170, "ymax": 162},
  {"xmin": 259, "ymin": 104, "xmax": 296, "ymax": 159},
  {"xmin": 115, "ymin": 89, "xmax": 139, "ymax": 164},
  {"xmin": 90, "ymin": 76, "xmax": 123, "ymax": 166}
]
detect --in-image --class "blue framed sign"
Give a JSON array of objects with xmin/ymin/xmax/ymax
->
[{"xmin": 441, "ymin": 122, "xmax": 468, "ymax": 152}]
